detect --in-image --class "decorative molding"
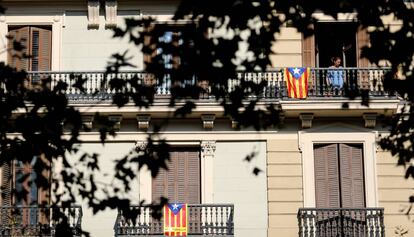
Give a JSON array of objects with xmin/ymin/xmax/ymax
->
[
  {"xmin": 363, "ymin": 113, "xmax": 377, "ymax": 128},
  {"xmin": 81, "ymin": 115, "xmax": 94, "ymax": 130},
  {"xmin": 231, "ymin": 120, "xmax": 239, "ymax": 129},
  {"xmin": 105, "ymin": 0, "xmax": 118, "ymax": 28},
  {"xmin": 136, "ymin": 114, "xmax": 151, "ymax": 131},
  {"xmin": 87, "ymin": 0, "xmax": 100, "ymax": 29},
  {"xmin": 135, "ymin": 140, "xmax": 148, "ymax": 151},
  {"xmin": 201, "ymin": 141, "xmax": 216, "ymax": 159},
  {"xmin": 299, "ymin": 113, "xmax": 314, "ymax": 129},
  {"xmin": 201, "ymin": 114, "xmax": 215, "ymax": 129},
  {"xmin": 0, "ymin": 15, "xmax": 6, "ymax": 23},
  {"xmin": 108, "ymin": 115, "xmax": 122, "ymax": 130}
]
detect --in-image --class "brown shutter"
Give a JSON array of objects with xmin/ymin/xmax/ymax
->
[
  {"xmin": 357, "ymin": 27, "xmax": 370, "ymax": 67},
  {"xmin": 339, "ymin": 144, "xmax": 365, "ymax": 208},
  {"xmin": 185, "ymin": 151, "xmax": 200, "ymax": 204},
  {"xmin": 31, "ymin": 27, "xmax": 52, "ymax": 71},
  {"xmin": 1, "ymin": 161, "xmax": 12, "ymax": 206},
  {"xmin": 152, "ymin": 149, "xmax": 200, "ymax": 204},
  {"xmin": 314, "ymin": 144, "xmax": 340, "ymax": 208},
  {"xmin": 302, "ymin": 34, "xmax": 316, "ymax": 67},
  {"xmin": 7, "ymin": 26, "xmax": 30, "ymax": 71}
]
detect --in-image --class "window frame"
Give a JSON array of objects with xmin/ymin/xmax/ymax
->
[
  {"xmin": 299, "ymin": 128, "xmax": 378, "ymax": 208},
  {"xmin": 0, "ymin": 14, "xmax": 63, "ymax": 70}
]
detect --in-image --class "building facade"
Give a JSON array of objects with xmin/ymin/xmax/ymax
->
[{"xmin": 0, "ymin": 1, "xmax": 412, "ymax": 237}]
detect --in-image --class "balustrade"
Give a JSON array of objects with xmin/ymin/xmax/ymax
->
[
  {"xmin": 22, "ymin": 68, "xmax": 392, "ymax": 103},
  {"xmin": 114, "ymin": 204, "xmax": 234, "ymax": 236},
  {"xmin": 298, "ymin": 208, "xmax": 385, "ymax": 237}
]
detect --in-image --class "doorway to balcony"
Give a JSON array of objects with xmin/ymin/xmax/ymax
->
[{"xmin": 315, "ymin": 22, "xmax": 358, "ymax": 67}]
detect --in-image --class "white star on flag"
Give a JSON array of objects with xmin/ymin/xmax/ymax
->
[
  {"xmin": 292, "ymin": 67, "xmax": 301, "ymax": 75},
  {"xmin": 172, "ymin": 204, "xmax": 179, "ymax": 210}
]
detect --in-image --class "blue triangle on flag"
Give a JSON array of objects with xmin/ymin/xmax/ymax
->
[
  {"xmin": 287, "ymin": 67, "xmax": 305, "ymax": 79},
  {"xmin": 168, "ymin": 203, "xmax": 184, "ymax": 215}
]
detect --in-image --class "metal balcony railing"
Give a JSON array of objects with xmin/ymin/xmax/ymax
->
[
  {"xmin": 0, "ymin": 205, "xmax": 82, "ymax": 237},
  {"xmin": 298, "ymin": 208, "xmax": 385, "ymax": 237},
  {"xmin": 114, "ymin": 204, "xmax": 234, "ymax": 236},
  {"xmin": 22, "ymin": 68, "xmax": 391, "ymax": 103}
]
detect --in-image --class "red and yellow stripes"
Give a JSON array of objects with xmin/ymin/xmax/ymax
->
[
  {"xmin": 164, "ymin": 204, "xmax": 188, "ymax": 236},
  {"xmin": 285, "ymin": 67, "xmax": 309, "ymax": 99}
]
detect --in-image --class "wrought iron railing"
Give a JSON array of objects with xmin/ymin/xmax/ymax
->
[
  {"xmin": 23, "ymin": 68, "xmax": 392, "ymax": 103},
  {"xmin": 114, "ymin": 204, "xmax": 234, "ymax": 236},
  {"xmin": 0, "ymin": 205, "xmax": 82, "ymax": 237},
  {"xmin": 298, "ymin": 208, "xmax": 385, "ymax": 237}
]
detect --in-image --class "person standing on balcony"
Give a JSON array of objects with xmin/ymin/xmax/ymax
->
[{"xmin": 326, "ymin": 56, "xmax": 345, "ymax": 96}]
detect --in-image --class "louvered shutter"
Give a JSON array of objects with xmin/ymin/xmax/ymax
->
[
  {"xmin": 339, "ymin": 144, "xmax": 365, "ymax": 208},
  {"xmin": 356, "ymin": 27, "xmax": 370, "ymax": 67},
  {"xmin": 186, "ymin": 151, "xmax": 200, "ymax": 204},
  {"xmin": 302, "ymin": 34, "xmax": 316, "ymax": 67},
  {"xmin": 7, "ymin": 26, "xmax": 30, "ymax": 71},
  {"xmin": 1, "ymin": 161, "xmax": 12, "ymax": 206},
  {"xmin": 152, "ymin": 149, "xmax": 200, "ymax": 204},
  {"xmin": 31, "ymin": 27, "xmax": 52, "ymax": 71},
  {"xmin": 314, "ymin": 144, "xmax": 340, "ymax": 208}
]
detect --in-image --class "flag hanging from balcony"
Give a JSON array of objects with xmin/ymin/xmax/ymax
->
[
  {"xmin": 163, "ymin": 203, "xmax": 188, "ymax": 236},
  {"xmin": 285, "ymin": 67, "xmax": 310, "ymax": 98}
]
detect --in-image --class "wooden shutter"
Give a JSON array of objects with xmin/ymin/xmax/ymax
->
[
  {"xmin": 339, "ymin": 144, "xmax": 365, "ymax": 208},
  {"xmin": 1, "ymin": 161, "xmax": 12, "ymax": 206},
  {"xmin": 31, "ymin": 27, "xmax": 52, "ymax": 71},
  {"xmin": 314, "ymin": 144, "xmax": 340, "ymax": 208},
  {"xmin": 302, "ymin": 34, "xmax": 316, "ymax": 67},
  {"xmin": 357, "ymin": 27, "xmax": 370, "ymax": 67},
  {"xmin": 7, "ymin": 26, "xmax": 30, "ymax": 71},
  {"xmin": 7, "ymin": 26, "xmax": 51, "ymax": 72},
  {"xmin": 152, "ymin": 149, "xmax": 200, "ymax": 204}
]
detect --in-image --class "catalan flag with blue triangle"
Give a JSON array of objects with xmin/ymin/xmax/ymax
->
[
  {"xmin": 163, "ymin": 203, "xmax": 188, "ymax": 236},
  {"xmin": 285, "ymin": 67, "xmax": 310, "ymax": 98}
]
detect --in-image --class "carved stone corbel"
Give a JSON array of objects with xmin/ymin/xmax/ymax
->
[
  {"xmin": 105, "ymin": 0, "xmax": 118, "ymax": 28},
  {"xmin": 82, "ymin": 115, "xmax": 94, "ymax": 130},
  {"xmin": 201, "ymin": 114, "xmax": 215, "ymax": 130},
  {"xmin": 363, "ymin": 113, "xmax": 377, "ymax": 128},
  {"xmin": 299, "ymin": 113, "xmax": 314, "ymax": 129},
  {"xmin": 87, "ymin": 0, "xmax": 100, "ymax": 29},
  {"xmin": 108, "ymin": 115, "xmax": 122, "ymax": 131},
  {"xmin": 136, "ymin": 115, "xmax": 151, "ymax": 131}
]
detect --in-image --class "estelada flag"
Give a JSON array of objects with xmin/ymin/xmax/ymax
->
[
  {"xmin": 163, "ymin": 203, "xmax": 188, "ymax": 236},
  {"xmin": 285, "ymin": 67, "xmax": 310, "ymax": 98}
]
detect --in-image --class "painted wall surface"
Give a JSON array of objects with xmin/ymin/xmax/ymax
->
[
  {"xmin": 213, "ymin": 141, "xmax": 268, "ymax": 237},
  {"xmin": 62, "ymin": 142, "xmax": 138, "ymax": 237},
  {"xmin": 62, "ymin": 11, "xmax": 143, "ymax": 71},
  {"xmin": 270, "ymin": 27, "xmax": 303, "ymax": 67},
  {"xmin": 266, "ymin": 138, "xmax": 303, "ymax": 237},
  {"xmin": 376, "ymin": 149, "xmax": 414, "ymax": 236}
]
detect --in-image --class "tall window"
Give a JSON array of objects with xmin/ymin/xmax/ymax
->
[
  {"xmin": 313, "ymin": 143, "xmax": 365, "ymax": 208},
  {"xmin": 7, "ymin": 26, "xmax": 52, "ymax": 72},
  {"xmin": 152, "ymin": 148, "xmax": 201, "ymax": 204},
  {"xmin": 302, "ymin": 23, "xmax": 370, "ymax": 67}
]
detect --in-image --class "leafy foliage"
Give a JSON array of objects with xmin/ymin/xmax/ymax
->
[{"xmin": 1, "ymin": 0, "xmax": 414, "ymax": 235}]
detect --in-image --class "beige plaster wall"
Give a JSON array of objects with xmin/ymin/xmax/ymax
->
[
  {"xmin": 267, "ymin": 138, "xmax": 303, "ymax": 237},
  {"xmin": 376, "ymin": 149, "xmax": 414, "ymax": 236},
  {"xmin": 270, "ymin": 27, "xmax": 303, "ymax": 68}
]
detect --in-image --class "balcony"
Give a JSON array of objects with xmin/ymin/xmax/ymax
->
[
  {"xmin": 114, "ymin": 204, "xmax": 234, "ymax": 236},
  {"xmin": 0, "ymin": 205, "xmax": 82, "ymax": 237},
  {"xmin": 297, "ymin": 208, "xmax": 385, "ymax": 237},
  {"xmin": 25, "ymin": 68, "xmax": 392, "ymax": 103}
]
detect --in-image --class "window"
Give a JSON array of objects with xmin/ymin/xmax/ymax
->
[
  {"xmin": 7, "ymin": 26, "xmax": 52, "ymax": 72},
  {"xmin": 152, "ymin": 148, "xmax": 201, "ymax": 204},
  {"xmin": 302, "ymin": 23, "xmax": 370, "ymax": 67},
  {"xmin": 313, "ymin": 143, "xmax": 365, "ymax": 208}
]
